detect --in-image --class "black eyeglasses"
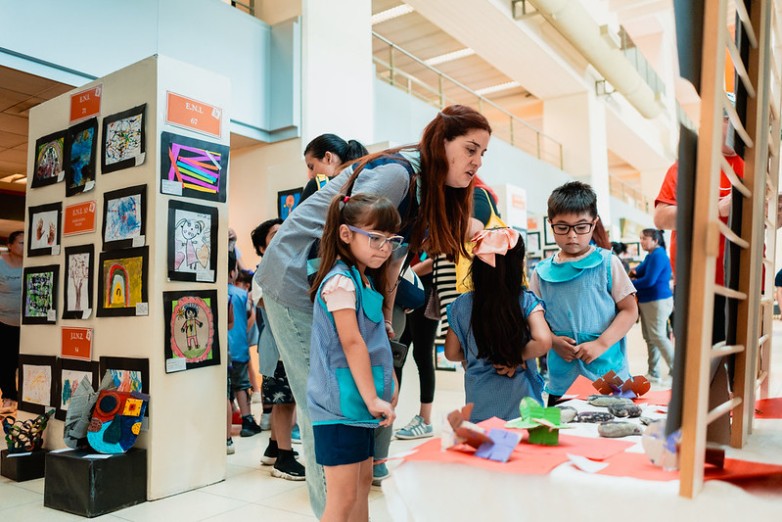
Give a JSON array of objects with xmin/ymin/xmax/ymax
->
[
  {"xmin": 347, "ymin": 225, "xmax": 404, "ymax": 251},
  {"xmin": 550, "ymin": 222, "xmax": 595, "ymax": 235}
]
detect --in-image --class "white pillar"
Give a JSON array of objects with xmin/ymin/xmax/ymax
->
[
  {"xmin": 543, "ymin": 91, "xmax": 611, "ymax": 223},
  {"xmin": 301, "ymin": 0, "xmax": 374, "ymax": 146}
]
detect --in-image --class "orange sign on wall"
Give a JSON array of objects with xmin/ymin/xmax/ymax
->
[
  {"xmin": 61, "ymin": 327, "xmax": 93, "ymax": 361},
  {"xmin": 63, "ymin": 201, "xmax": 97, "ymax": 236},
  {"xmin": 70, "ymin": 85, "xmax": 102, "ymax": 123},
  {"xmin": 166, "ymin": 92, "xmax": 222, "ymax": 138}
]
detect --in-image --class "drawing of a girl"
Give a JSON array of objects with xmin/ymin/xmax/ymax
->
[{"xmin": 180, "ymin": 303, "xmax": 203, "ymax": 350}]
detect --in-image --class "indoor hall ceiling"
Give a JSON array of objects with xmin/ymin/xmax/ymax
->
[{"xmin": 0, "ymin": 66, "xmax": 72, "ymax": 193}]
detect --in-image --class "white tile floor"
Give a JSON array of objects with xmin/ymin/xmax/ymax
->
[{"xmin": 2, "ymin": 321, "xmax": 781, "ymax": 520}]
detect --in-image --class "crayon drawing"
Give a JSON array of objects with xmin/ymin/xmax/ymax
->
[
  {"xmin": 106, "ymin": 194, "xmax": 142, "ymax": 241},
  {"xmin": 102, "ymin": 105, "xmax": 146, "ymax": 173},
  {"xmin": 65, "ymin": 118, "xmax": 98, "ymax": 196},
  {"xmin": 22, "ymin": 265, "xmax": 59, "ymax": 325},
  {"xmin": 97, "ymin": 247, "xmax": 148, "ymax": 317},
  {"xmin": 64, "ymin": 245, "xmax": 94, "ymax": 318},
  {"xmin": 22, "ymin": 364, "xmax": 53, "ymax": 406},
  {"xmin": 163, "ymin": 290, "xmax": 220, "ymax": 371},
  {"xmin": 167, "ymin": 200, "xmax": 218, "ymax": 282},
  {"xmin": 32, "ymin": 130, "xmax": 66, "ymax": 188}
]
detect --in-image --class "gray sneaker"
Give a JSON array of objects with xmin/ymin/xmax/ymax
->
[{"xmin": 395, "ymin": 415, "xmax": 433, "ymax": 440}]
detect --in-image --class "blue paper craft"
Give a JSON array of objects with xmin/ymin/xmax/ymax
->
[{"xmin": 475, "ymin": 428, "xmax": 522, "ymax": 462}]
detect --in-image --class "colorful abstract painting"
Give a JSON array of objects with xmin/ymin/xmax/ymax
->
[
  {"xmin": 55, "ymin": 358, "xmax": 99, "ymax": 421},
  {"xmin": 102, "ymin": 184, "xmax": 146, "ymax": 250},
  {"xmin": 167, "ymin": 200, "xmax": 218, "ymax": 282},
  {"xmin": 27, "ymin": 202, "xmax": 62, "ymax": 256},
  {"xmin": 163, "ymin": 290, "xmax": 220, "ymax": 372},
  {"xmin": 22, "ymin": 265, "xmax": 59, "ymax": 325},
  {"xmin": 159, "ymin": 131, "xmax": 229, "ymax": 202},
  {"xmin": 63, "ymin": 245, "xmax": 94, "ymax": 319},
  {"xmin": 97, "ymin": 247, "xmax": 148, "ymax": 317},
  {"xmin": 98, "ymin": 356, "xmax": 150, "ymax": 416},
  {"xmin": 278, "ymin": 188, "xmax": 303, "ymax": 220},
  {"xmin": 32, "ymin": 130, "xmax": 66, "ymax": 188},
  {"xmin": 65, "ymin": 117, "xmax": 98, "ymax": 197},
  {"xmin": 18, "ymin": 355, "xmax": 57, "ymax": 414},
  {"xmin": 102, "ymin": 104, "xmax": 146, "ymax": 173}
]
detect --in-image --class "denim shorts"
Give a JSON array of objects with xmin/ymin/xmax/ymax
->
[{"xmin": 313, "ymin": 423, "xmax": 374, "ymax": 466}]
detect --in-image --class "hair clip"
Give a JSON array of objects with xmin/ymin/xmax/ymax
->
[{"xmin": 343, "ymin": 196, "xmax": 350, "ymax": 203}]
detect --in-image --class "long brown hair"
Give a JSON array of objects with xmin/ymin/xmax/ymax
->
[
  {"xmin": 309, "ymin": 193, "xmax": 402, "ymax": 302},
  {"xmin": 338, "ymin": 105, "xmax": 491, "ymax": 261}
]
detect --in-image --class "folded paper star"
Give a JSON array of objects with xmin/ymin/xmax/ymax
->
[{"xmin": 505, "ymin": 397, "xmax": 571, "ymax": 445}]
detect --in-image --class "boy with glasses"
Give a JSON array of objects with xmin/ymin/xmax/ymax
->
[{"xmin": 529, "ymin": 181, "xmax": 638, "ymax": 405}]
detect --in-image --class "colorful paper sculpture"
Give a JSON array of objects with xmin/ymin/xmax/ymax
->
[
  {"xmin": 443, "ymin": 404, "xmax": 522, "ymax": 463},
  {"xmin": 474, "ymin": 428, "xmax": 522, "ymax": 462},
  {"xmin": 592, "ymin": 371, "xmax": 651, "ymax": 398},
  {"xmin": 2, "ymin": 409, "xmax": 55, "ymax": 453},
  {"xmin": 505, "ymin": 397, "xmax": 570, "ymax": 445},
  {"xmin": 86, "ymin": 389, "xmax": 149, "ymax": 454}
]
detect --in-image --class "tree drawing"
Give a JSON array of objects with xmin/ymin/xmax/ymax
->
[{"xmin": 69, "ymin": 255, "xmax": 89, "ymax": 310}]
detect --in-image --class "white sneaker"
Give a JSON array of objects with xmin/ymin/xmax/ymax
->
[
  {"xmin": 260, "ymin": 412, "xmax": 271, "ymax": 431},
  {"xmin": 395, "ymin": 415, "xmax": 433, "ymax": 440}
]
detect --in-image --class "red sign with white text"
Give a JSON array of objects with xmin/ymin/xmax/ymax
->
[
  {"xmin": 63, "ymin": 201, "xmax": 97, "ymax": 236},
  {"xmin": 70, "ymin": 85, "xmax": 102, "ymax": 123},
  {"xmin": 166, "ymin": 92, "xmax": 222, "ymax": 138},
  {"xmin": 61, "ymin": 327, "xmax": 93, "ymax": 361}
]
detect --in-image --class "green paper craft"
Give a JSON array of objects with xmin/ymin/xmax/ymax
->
[{"xmin": 505, "ymin": 397, "xmax": 571, "ymax": 445}]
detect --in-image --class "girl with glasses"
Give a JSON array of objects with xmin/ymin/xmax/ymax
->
[{"xmin": 307, "ymin": 193, "xmax": 401, "ymax": 521}]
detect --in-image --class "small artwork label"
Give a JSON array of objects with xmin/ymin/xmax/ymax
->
[
  {"xmin": 51, "ymin": 245, "xmax": 61, "ymax": 256},
  {"xmin": 84, "ymin": 180, "xmax": 95, "ymax": 192},
  {"xmin": 47, "ymin": 309, "xmax": 56, "ymax": 322},
  {"xmin": 195, "ymin": 269, "xmax": 215, "ymax": 282},
  {"xmin": 135, "ymin": 302, "xmax": 149, "ymax": 316},
  {"xmin": 161, "ymin": 179, "xmax": 183, "ymax": 196},
  {"xmin": 135, "ymin": 152, "xmax": 146, "ymax": 167},
  {"xmin": 166, "ymin": 357, "xmax": 187, "ymax": 373},
  {"xmin": 132, "ymin": 235, "xmax": 145, "ymax": 248},
  {"xmin": 81, "ymin": 309, "xmax": 92, "ymax": 320}
]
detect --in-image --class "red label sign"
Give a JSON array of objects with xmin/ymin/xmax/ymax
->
[
  {"xmin": 63, "ymin": 201, "xmax": 97, "ymax": 236},
  {"xmin": 166, "ymin": 92, "xmax": 222, "ymax": 138},
  {"xmin": 70, "ymin": 85, "xmax": 102, "ymax": 123},
  {"xmin": 61, "ymin": 327, "xmax": 93, "ymax": 361}
]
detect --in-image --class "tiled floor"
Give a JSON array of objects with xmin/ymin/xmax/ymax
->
[{"xmin": 2, "ymin": 321, "xmax": 780, "ymax": 520}]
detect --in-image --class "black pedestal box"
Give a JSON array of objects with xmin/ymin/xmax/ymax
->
[
  {"xmin": 1, "ymin": 449, "xmax": 47, "ymax": 481},
  {"xmin": 44, "ymin": 448, "xmax": 147, "ymax": 518}
]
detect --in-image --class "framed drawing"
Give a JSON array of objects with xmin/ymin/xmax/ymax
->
[
  {"xmin": 543, "ymin": 217, "xmax": 557, "ymax": 246},
  {"xmin": 27, "ymin": 202, "xmax": 62, "ymax": 257},
  {"xmin": 626, "ymin": 242, "xmax": 641, "ymax": 258},
  {"xmin": 278, "ymin": 188, "xmax": 303, "ymax": 220},
  {"xmin": 31, "ymin": 130, "xmax": 66, "ymax": 188},
  {"xmin": 64, "ymin": 117, "xmax": 98, "ymax": 197},
  {"xmin": 101, "ymin": 104, "xmax": 146, "ymax": 173},
  {"xmin": 98, "ymin": 356, "xmax": 150, "ymax": 416},
  {"xmin": 159, "ymin": 131, "xmax": 229, "ymax": 202},
  {"xmin": 525, "ymin": 231, "xmax": 541, "ymax": 254},
  {"xmin": 18, "ymin": 354, "xmax": 58, "ymax": 415},
  {"xmin": 22, "ymin": 264, "xmax": 59, "ymax": 325},
  {"xmin": 435, "ymin": 344, "xmax": 458, "ymax": 372},
  {"xmin": 55, "ymin": 358, "xmax": 99, "ymax": 421},
  {"xmin": 167, "ymin": 200, "xmax": 218, "ymax": 283},
  {"xmin": 102, "ymin": 184, "xmax": 146, "ymax": 250},
  {"xmin": 163, "ymin": 290, "xmax": 220, "ymax": 372},
  {"xmin": 63, "ymin": 245, "xmax": 94, "ymax": 319},
  {"xmin": 96, "ymin": 247, "xmax": 149, "ymax": 317},
  {"xmin": 543, "ymin": 246, "xmax": 559, "ymax": 259}
]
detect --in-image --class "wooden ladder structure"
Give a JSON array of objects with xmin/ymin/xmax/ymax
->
[{"xmin": 678, "ymin": 0, "xmax": 781, "ymax": 498}]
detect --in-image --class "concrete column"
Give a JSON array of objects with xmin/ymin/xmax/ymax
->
[
  {"xmin": 543, "ymin": 91, "xmax": 611, "ymax": 223},
  {"xmin": 301, "ymin": 0, "xmax": 374, "ymax": 146}
]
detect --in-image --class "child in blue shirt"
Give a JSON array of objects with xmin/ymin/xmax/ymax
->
[
  {"xmin": 307, "ymin": 193, "xmax": 400, "ymax": 521},
  {"xmin": 445, "ymin": 227, "xmax": 552, "ymax": 422},
  {"xmin": 530, "ymin": 181, "xmax": 638, "ymax": 405}
]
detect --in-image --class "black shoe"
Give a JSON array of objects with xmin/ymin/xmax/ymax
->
[
  {"xmin": 271, "ymin": 450, "xmax": 305, "ymax": 481},
  {"xmin": 240, "ymin": 416, "xmax": 262, "ymax": 437},
  {"xmin": 261, "ymin": 440, "xmax": 299, "ymax": 465}
]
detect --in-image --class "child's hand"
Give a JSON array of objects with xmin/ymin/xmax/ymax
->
[
  {"xmin": 576, "ymin": 340, "xmax": 607, "ymax": 364},
  {"xmin": 384, "ymin": 319, "xmax": 395, "ymax": 340},
  {"xmin": 493, "ymin": 364, "xmax": 517, "ymax": 377},
  {"xmin": 552, "ymin": 335, "xmax": 579, "ymax": 362},
  {"xmin": 368, "ymin": 397, "xmax": 396, "ymax": 427}
]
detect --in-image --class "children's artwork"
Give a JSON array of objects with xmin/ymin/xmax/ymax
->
[
  {"xmin": 98, "ymin": 356, "xmax": 150, "ymax": 416},
  {"xmin": 167, "ymin": 200, "xmax": 218, "ymax": 282},
  {"xmin": 277, "ymin": 188, "xmax": 303, "ymax": 220},
  {"xmin": 55, "ymin": 358, "xmax": 99, "ymax": 421},
  {"xmin": 505, "ymin": 397, "xmax": 570, "ymax": 445},
  {"xmin": 27, "ymin": 202, "xmax": 62, "ymax": 257},
  {"xmin": 159, "ymin": 131, "xmax": 229, "ymax": 202},
  {"xmin": 626, "ymin": 242, "xmax": 641, "ymax": 258},
  {"xmin": 435, "ymin": 343, "xmax": 459, "ymax": 371},
  {"xmin": 18, "ymin": 354, "xmax": 58, "ymax": 415},
  {"xmin": 163, "ymin": 290, "xmax": 220, "ymax": 372},
  {"xmin": 101, "ymin": 104, "xmax": 146, "ymax": 173},
  {"xmin": 64, "ymin": 117, "xmax": 98, "ymax": 197},
  {"xmin": 525, "ymin": 231, "xmax": 541, "ymax": 254},
  {"xmin": 96, "ymin": 247, "xmax": 149, "ymax": 317},
  {"xmin": 22, "ymin": 265, "xmax": 59, "ymax": 325},
  {"xmin": 31, "ymin": 130, "xmax": 66, "ymax": 188},
  {"xmin": 102, "ymin": 184, "xmax": 146, "ymax": 250},
  {"xmin": 63, "ymin": 245, "xmax": 94, "ymax": 319},
  {"xmin": 543, "ymin": 217, "xmax": 557, "ymax": 246}
]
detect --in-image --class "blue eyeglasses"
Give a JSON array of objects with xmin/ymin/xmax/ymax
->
[{"xmin": 347, "ymin": 225, "xmax": 404, "ymax": 251}]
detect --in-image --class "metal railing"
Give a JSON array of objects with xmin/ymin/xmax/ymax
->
[
  {"xmin": 229, "ymin": 0, "xmax": 254, "ymax": 16},
  {"xmin": 609, "ymin": 176, "xmax": 650, "ymax": 212},
  {"xmin": 372, "ymin": 32, "xmax": 564, "ymax": 170},
  {"xmin": 617, "ymin": 26, "xmax": 666, "ymax": 99}
]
